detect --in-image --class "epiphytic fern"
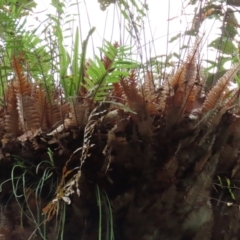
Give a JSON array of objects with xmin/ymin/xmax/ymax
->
[{"xmin": 83, "ymin": 41, "xmax": 139, "ymax": 102}]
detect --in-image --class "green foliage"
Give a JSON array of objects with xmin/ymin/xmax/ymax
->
[
  {"xmin": 96, "ymin": 185, "xmax": 102, "ymax": 240},
  {"xmin": 209, "ymin": 37, "xmax": 237, "ymax": 55},
  {"xmin": 0, "ymin": 0, "xmax": 57, "ymax": 102},
  {"xmin": 84, "ymin": 41, "xmax": 139, "ymax": 101},
  {"xmin": 224, "ymin": 8, "xmax": 238, "ymax": 39},
  {"xmin": 56, "ymin": 26, "xmax": 95, "ymax": 99},
  {"xmin": 96, "ymin": 185, "xmax": 114, "ymax": 240},
  {"xmin": 0, "ymin": 0, "xmax": 144, "ymax": 104},
  {"xmin": 217, "ymin": 176, "xmax": 236, "ymax": 200},
  {"xmin": 98, "ymin": 0, "xmax": 116, "ymax": 11},
  {"xmin": 226, "ymin": 177, "xmax": 236, "ymax": 200},
  {"xmin": 0, "ymin": 150, "xmax": 64, "ymax": 239},
  {"xmin": 175, "ymin": 0, "xmax": 240, "ymax": 88}
]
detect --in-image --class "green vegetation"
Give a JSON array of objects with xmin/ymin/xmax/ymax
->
[{"xmin": 0, "ymin": 0, "xmax": 240, "ymax": 239}]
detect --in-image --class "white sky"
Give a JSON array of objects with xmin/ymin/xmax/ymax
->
[
  {"xmin": 26, "ymin": 0, "xmax": 232, "ymax": 70},
  {"xmin": 29, "ymin": 0, "xmax": 191, "ymax": 59}
]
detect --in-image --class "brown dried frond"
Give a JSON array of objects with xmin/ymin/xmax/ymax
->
[
  {"xmin": 143, "ymin": 70, "xmax": 155, "ymax": 95},
  {"xmin": 4, "ymin": 81, "xmax": 21, "ymax": 137},
  {"xmin": 184, "ymin": 48, "xmax": 198, "ymax": 113},
  {"xmin": 35, "ymin": 84, "xmax": 49, "ymax": 131},
  {"xmin": 172, "ymin": 39, "xmax": 198, "ymax": 112},
  {"xmin": 36, "ymin": 87, "xmax": 68, "ymax": 131},
  {"xmin": 163, "ymin": 65, "xmax": 187, "ymax": 126},
  {"xmin": 18, "ymin": 94, "xmax": 41, "ymax": 131},
  {"xmin": 45, "ymin": 102, "xmax": 63, "ymax": 129},
  {"xmin": 120, "ymin": 71, "xmax": 146, "ymax": 121},
  {"xmin": 120, "ymin": 71, "xmax": 141, "ymax": 101},
  {"xmin": 142, "ymin": 71, "xmax": 158, "ymax": 114},
  {"xmin": 126, "ymin": 70, "xmax": 139, "ymax": 90},
  {"xmin": 12, "ymin": 55, "xmax": 30, "ymax": 96},
  {"xmin": 224, "ymin": 88, "xmax": 240, "ymax": 108},
  {"xmin": 168, "ymin": 65, "xmax": 187, "ymax": 106},
  {"xmin": 159, "ymin": 76, "xmax": 170, "ymax": 112},
  {"xmin": 171, "ymin": 38, "xmax": 200, "ymax": 94},
  {"xmin": 112, "ymin": 82, "xmax": 125, "ymax": 103},
  {"xmin": 12, "ymin": 55, "xmax": 40, "ymax": 131},
  {"xmin": 102, "ymin": 53, "xmax": 113, "ymax": 71},
  {"xmin": 202, "ymin": 64, "xmax": 240, "ymax": 112},
  {"xmin": 120, "ymin": 71, "xmax": 153, "ymax": 138},
  {"xmin": 61, "ymin": 102, "xmax": 71, "ymax": 118},
  {"xmin": 184, "ymin": 82, "xmax": 198, "ymax": 113},
  {"xmin": 162, "ymin": 40, "xmax": 200, "ymax": 124},
  {"xmin": 185, "ymin": 37, "xmax": 200, "ymax": 71}
]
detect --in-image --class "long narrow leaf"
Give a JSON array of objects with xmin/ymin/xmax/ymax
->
[
  {"xmin": 78, "ymin": 27, "xmax": 96, "ymax": 96},
  {"xmin": 71, "ymin": 27, "xmax": 80, "ymax": 96}
]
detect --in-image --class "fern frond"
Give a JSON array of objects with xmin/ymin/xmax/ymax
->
[
  {"xmin": 202, "ymin": 64, "xmax": 240, "ymax": 112},
  {"xmin": 4, "ymin": 81, "xmax": 20, "ymax": 137},
  {"xmin": 12, "ymin": 55, "xmax": 40, "ymax": 131},
  {"xmin": 169, "ymin": 38, "xmax": 199, "ymax": 107},
  {"xmin": 35, "ymin": 84, "xmax": 49, "ymax": 131},
  {"xmin": 168, "ymin": 65, "xmax": 187, "ymax": 107},
  {"xmin": 84, "ymin": 41, "xmax": 138, "ymax": 102},
  {"xmin": 164, "ymin": 40, "xmax": 200, "ymax": 126},
  {"xmin": 224, "ymin": 88, "xmax": 240, "ymax": 108},
  {"xmin": 111, "ymin": 82, "xmax": 125, "ymax": 103},
  {"xmin": 143, "ymin": 70, "xmax": 155, "ymax": 93},
  {"xmin": 120, "ymin": 72, "xmax": 146, "ymax": 121},
  {"xmin": 142, "ymin": 71, "xmax": 158, "ymax": 114},
  {"xmin": 45, "ymin": 102, "xmax": 63, "ymax": 130}
]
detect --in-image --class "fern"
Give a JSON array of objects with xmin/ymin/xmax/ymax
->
[
  {"xmin": 84, "ymin": 41, "xmax": 139, "ymax": 102},
  {"xmin": 202, "ymin": 63, "xmax": 240, "ymax": 112}
]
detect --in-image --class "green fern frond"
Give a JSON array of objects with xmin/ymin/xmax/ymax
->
[{"xmin": 84, "ymin": 41, "xmax": 139, "ymax": 102}]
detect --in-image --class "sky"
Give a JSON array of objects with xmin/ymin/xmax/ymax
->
[
  {"xmin": 25, "ymin": 0, "xmax": 231, "ymax": 71},
  {"xmin": 28, "ymin": 0, "xmax": 192, "ymax": 59}
]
